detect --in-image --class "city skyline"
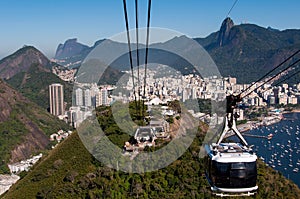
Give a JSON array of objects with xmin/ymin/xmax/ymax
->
[
  {"xmin": 67, "ymin": 64, "xmax": 300, "ymax": 128},
  {"xmin": 1, "ymin": 0, "xmax": 300, "ymax": 59}
]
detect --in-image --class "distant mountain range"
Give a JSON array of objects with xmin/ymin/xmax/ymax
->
[
  {"xmin": 1, "ymin": 17, "xmax": 299, "ymax": 108},
  {"xmin": 54, "ymin": 18, "xmax": 300, "ymax": 83},
  {"xmin": 197, "ymin": 18, "xmax": 300, "ymax": 83}
]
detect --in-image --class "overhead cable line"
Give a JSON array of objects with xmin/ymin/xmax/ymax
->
[
  {"xmin": 260, "ymin": 64, "xmax": 300, "ymax": 94},
  {"xmin": 143, "ymin": 0, "xmax": 152, "ymax": 119},
  {"xmin": 242, "ymin": 57, "xmax": 300, "ymax": 99},
  {"xmin": 135, "ymin": 0, "xmax": 140, "ymax": 107},
  {"xmin": 122, "ymin": 0, "xmax": 138, "ymax": 113},
  {"xmin": 273, "ymin": 66, "xmax": 300, "ymax": 87},
  {"xmin": 224, "ymin": 52, "xmax": 300, "ymax": 121},
  {"xmin": 240, "ymin": 49, "xmax": 300, "ymax": 97},
  {"xmin": 226, "ymin": 0, "xmax": 239, "ymax": 17},
  {"xmin": 143, "ymin": 0, "xmax": 152, "ymax": 96}
]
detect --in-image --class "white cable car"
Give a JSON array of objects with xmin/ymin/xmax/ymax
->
[{"xmin": 205, "ymin": 95, "xmax": 258, "ymax": 197}]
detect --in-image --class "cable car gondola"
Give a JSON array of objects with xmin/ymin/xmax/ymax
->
[
  {"xmin": 204, "ymin": 49, "xmax": 300, "ymax": 196},
  {"xmin": 205, "ymin": 95, "xmax": 258, "ymax": 197}
]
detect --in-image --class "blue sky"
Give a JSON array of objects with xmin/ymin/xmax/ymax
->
[{"xmin": 0, "ymin": 0, "xmax": 300, "ymax": 59}]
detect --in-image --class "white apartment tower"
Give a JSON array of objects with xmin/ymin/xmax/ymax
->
[
  {"xmin": 49, "ymin": 83, "xmax": 64, "ymax": 116},
  {"xmin": 75, "ymin": 88, "xmax": 83, "ymax": 106},
  {"xmin": 96, "ymin": 88, "xmax": 111, "ymax": 106},
  {"xmin": 84, "ymin": 89, "xmax": 92, "ymax": 107},
  {"xmin": 100, "ymin": 88, "xmax": 108, "ymax": 106}
]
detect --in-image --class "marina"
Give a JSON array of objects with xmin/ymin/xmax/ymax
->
[{"xmin": 244, "ymin": 112, "xmax": 300, "ymax": 187}]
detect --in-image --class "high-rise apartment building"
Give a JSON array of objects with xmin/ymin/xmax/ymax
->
[
  {"xmin": 75, "ymin": 88, "xmax": 83, "ymax": 106},
  {"xmin": 84, "ymin": 89, "xmax": 92, "ymax": 107},
  {"xmin": 49, "ymin": 83, "xmax": 64, "ymax": 116},
  {"xmin": 95, "ymin": 88, "xmax": 112, "ymax": 106}
]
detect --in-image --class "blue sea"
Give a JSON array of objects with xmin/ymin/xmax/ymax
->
[{"xmin": 244, "ymin": 112, "xmax": 300, "ymax": 188}]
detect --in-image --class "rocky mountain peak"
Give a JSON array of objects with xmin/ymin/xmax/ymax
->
[
  {"xmin": 55, "ymin": 38, "xmax": 90, "ymax": 60},
  {"xmin": 0, "ymin": 46, "xmax": 53, "ymax": 80},
  {"xmin": 217, "ymin": 17, "xmax": 234, "ymax": 47}
]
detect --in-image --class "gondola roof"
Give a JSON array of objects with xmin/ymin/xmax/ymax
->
[{"xmin": 205, "ymin": 143, "xmax": 257, "ymax": 163}]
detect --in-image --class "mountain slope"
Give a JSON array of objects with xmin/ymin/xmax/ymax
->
[
  {"xmin": 4, "ymin": 106, "xmax": 300, "ymax": 198},
  {"xmin": 0, "ymin": 45, "xmax": 73, "ymax": 110},
  {"xmin": 4, "ymin": 132, "xmax": 300, "ymax": 198},
  {"xmin": 55, "ymin": 38, "xmax": 90, "ymax": 59},
  {"xmin": 196, "ymin": 18, "xmax": 300, "ymax": 83},
  {"xmin": 0, "ymin": 46, "xmax": 56, "ymax": 80},
  {"xmin": 54, "ymin": 18, "xmax": 300, "ymax": 84},
  {"xmin": 7, "ymin": 64, "xmax": 73, "ymax": 110},
  {"xmin": 0, "ymin": 80, "xmax": 70, "ymax": 173},
  {"xmin": 54, "ymin": 38, "xmax": 100, "ymax": 69}
]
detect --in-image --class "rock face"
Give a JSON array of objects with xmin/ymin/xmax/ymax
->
[
  {"xmin": 10, "ymin": 113, "xmax": 49, "ymax": 163},
  {"xmin": 0, "ymin": 80, "xmax": 69, "ymax": 166},
  {"xmin": 195, "ymin": 17, "xmax": 300, "ymax": 83},
  {"xmin": 0, "ymin": 79, "xmax": 26, "ymax": 122},
  {"xmin": 0, "ymin": 46, "xmax": 54, "ymax": 80},
  {"xmin": 0, "ymin": 174, "xmax": 20, "ymax": 196},
  {"xmin": 54, "ymin": 38, "xmax": 92, "ymax": 68},
  {"xmin": 0, "ymin": 80, "xmax": 49, "ymax": 163},
  {"xmin": 217, "ymin": 17, "xmax": 234, "ymax": 47},
  {"xmin": 55, "ymin": 38, "xmax": 90, "ymax": 59}
]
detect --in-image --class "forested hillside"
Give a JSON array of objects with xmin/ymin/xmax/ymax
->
[{"xmin": 4, "ymin": 106, "xmax": 300, "ymax": 198}]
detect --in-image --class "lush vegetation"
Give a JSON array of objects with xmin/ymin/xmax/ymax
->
[
  {"xmin": 196, "ymin": 23, "xmax": 300, "ymax": 84},
  {"xmin": 4, "ymin": 105, "xmax": 300, "ymax": 198},
  {"xmin": 0, "ymin": 101, "xmax": 71, "ymax": 174},
  {"xmin": 0, "ymin": 109, "xmax": 27, "ymax": 173},
  {"xmin": 0, "ymin": 80, "xmax": 71, "ymax": 174},
  {"xmin": 183, "ymin": 99, "xmax": 212, "ymax": 114},
  {"xmin": 18, "ymin": 101, "xmax": 71, "ymax": 136},
  {"xmin": 245, "ymin": 106, "xmax": 268, "ymax": 120},
  {"xmin": 96, "ymin": 101, "xmax": 148, "ymax": 148},
  {"xmin": 7, "ymin": 64, "xmax": 73, "ymax": 110}
]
